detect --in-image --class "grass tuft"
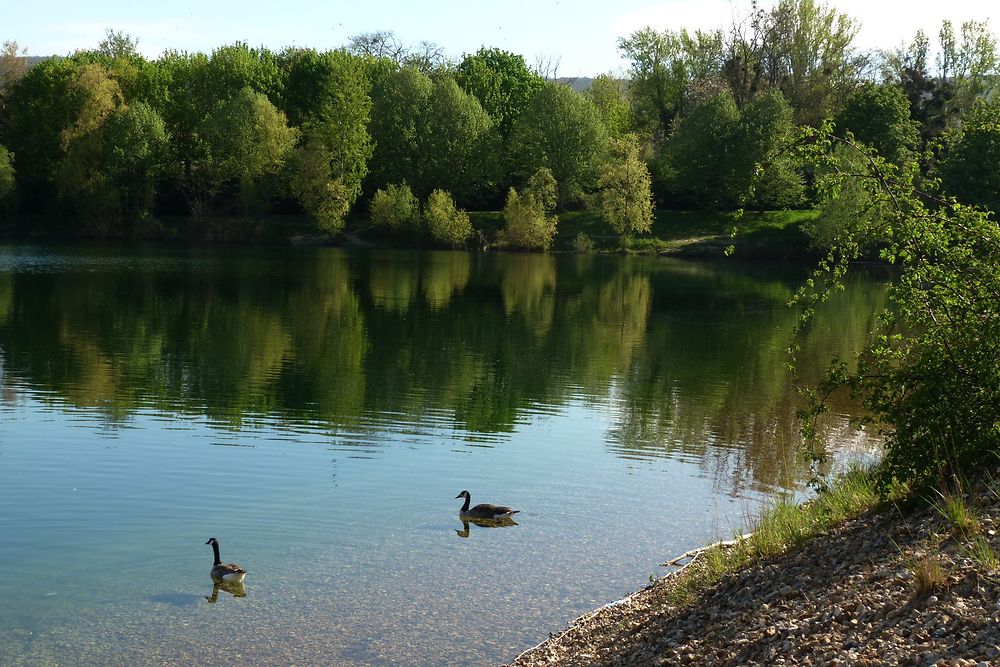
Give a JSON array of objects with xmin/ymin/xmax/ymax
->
[
  {"xmin": 966, "ymin": 535, "xmax": 1000, "ymax": 572},
  {"xmin": 931, "ymin": 488, "xmax": 980, "ymax": 538},
  {"xmin": 911, "ymin": 556, "xmax": 947, "ymax": 597}
]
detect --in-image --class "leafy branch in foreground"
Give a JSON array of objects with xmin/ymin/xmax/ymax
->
[{"xmin": 792, "ymin": 121, "xmax": 1000, "ymax": 490}]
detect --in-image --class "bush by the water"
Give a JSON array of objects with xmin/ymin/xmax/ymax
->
[
  {"xmin": 423, "ymin": 189, "xmax": 472, "ymax": 248},
  {"xmin": 799, "ymin": 127, "xmax": 1000, "ymax": 490}
]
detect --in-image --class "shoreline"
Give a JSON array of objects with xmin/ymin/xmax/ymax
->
[{"xmin": 505, "ymin": 478, "xmax": 1000, "ymax": 666}]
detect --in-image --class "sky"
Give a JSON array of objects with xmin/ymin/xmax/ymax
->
[{"xmin": 4, "ymin": 0, "xmax": 997, "ymax": 77}]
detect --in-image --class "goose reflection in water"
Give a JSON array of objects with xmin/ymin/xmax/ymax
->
[
  {"xmin": 204, "ymin": 580, "xmax": 247, "ymax": 603},
  {"xmin": 455, "ymin": 516, "xmax": 519, "ymax": 538}
]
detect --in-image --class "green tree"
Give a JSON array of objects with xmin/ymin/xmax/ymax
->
[
  {"xmin": 370, "ymin": 183, "xmax": 419, "ymax": 231},
  {"xmin": 936, "ymin": 20, "xmax": 998, "ymax": 128},
  {"xmin": 197, "ymin": 87, "xmax": 297, "ymax": 214},
  {"xmin": 937, "ymin": 100, "xmax": 1000, "ymax": 214},
  {"xmin": 598, "ymin": 134, "xmax": 654, "ymax": 237},
  {"xmin": 455, "ymin": 48, "xmax": 543, "ymax": 141},
  {"xmin": 586, "ymin": 74, "xmax": 632, "ymax": 139},
  {"xmin": 617, "ymin": 27, "xmax": 724, "ymax": 143},
  {"xmin": 284, "ymin": 49, "xmax": 372, "ymax": 233},
  {"xmin": 510, "ymin": 82, "xmax": 608, "ymax": 206},
  {"xmin": 0, "ymin": 40, "xmax": 29, "ymax": 107},
  {"xmin": 881, "ymin": 30, "xmax": 950, "ymax": 144},
  {"xmin": 835, "ymin": 83, "xmax": 919, "ymax": 168},
  {"xmin": 662, "ymin": 90, "xmax": 801, "ymax": 209},
  {"xmin": 98, "ymin": 29, "xmax": 140, "ymax": 60},
  {"xmin": 765, "ymin": 0, "xmax": 865, "ymax": 126},
  {"xmin": 367, "ymin": 66, "xmax": 432, "ymax": 191},
  {"xmin": 55, "ymin": 62, "xmax": 124, "ymax": 222},
  {"xmin": 423, "ymin": 189, "xmax": 472, "ymax": 247},
  {"xmin": 661, "ymin": 91, "xmax": 740, "ymax": 207},
  {"xmin": 101, "ymin": 101, "xmax": 169, "ymax": 220},
  {"xmin": 499, "ymin": 167, "xmax": 558, "ymax": 250},
  {"xmin": 418, "ymin": 75, "xmax": 493, "ymax": 203},
  {"xmin": 735, "ymin": 90, "xmax": 804, "ymax": 210},
  {"xmin": 2, "ymin": 58, "xmax": 83, "ymax": 206},
  {"xmin": 201, "ymin": 43, "xmax": 284, "ymax": 107}
]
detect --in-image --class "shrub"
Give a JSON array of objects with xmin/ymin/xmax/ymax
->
[
  {"xmin": 370, "ymin": 183, "xmax": 419, "ymax": 230},
  {"xmin": 572, "ymin": 233, "xmax": 596, "ymax": 254},
  {"xmin": 423, "ymin": 189, "xmax": 472, "ymax": 247},
  {"xmin": 498, "ymin": 167, "xmax": 558, "ymax": 250}
]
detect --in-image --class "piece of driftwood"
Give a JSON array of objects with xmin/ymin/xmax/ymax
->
[{"xmin": 662, "ymin": 532, "xmax": 755, "ymax": 567}]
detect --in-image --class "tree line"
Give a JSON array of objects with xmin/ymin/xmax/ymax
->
[{"xmin": 0, "ymin": 0, "xmax": 998, "ymax": 251}]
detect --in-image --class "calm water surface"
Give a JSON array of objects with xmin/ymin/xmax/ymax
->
[{"xmin": 0, "ymin": 245, "xmax": 886, "ymax": 665}]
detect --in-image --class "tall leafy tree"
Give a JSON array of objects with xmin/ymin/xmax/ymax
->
[
  {"xmin": 937, "ymin": 100, "xmax": 1000, "ymax": 214},
  {"xmin": 418, "ymin": 75, "xmax": 492, "ymax": 204},
  {"xmin": 586, "ymin": 74, "xmax": 633, "ymax": 139},
  {"xmin": 1, "ymin": 57, "xmax": 80, "ymax": 206},
  {"xmin": 936, "ymin": 20, "xmax": 999, "ymax": 129},
  {"xmin": 455, "ymin": 48, "xmax": 543, "ymax": 141},
  {"xmin": 881, "ymin": 30, "xmax": 947, "ymax": 145},
  {"xmin": 735, "ymin": 90, "xmax": 803, "ymax": 210},
  {"xmin": 283, "ymin": 49, "xmax": 373, "ymax": 233},
  {"xmin": 835, "ymin": 83, "xmax": 919, "ymax": 168},
  {"xmin": 765, "ymin": 0, "xmax": 865, "ymax": 126},
  {"xmin": 197, "ymin": 87, "xmax": 297, "ymax": 214},
  {"xmin": 661, "ymin": 91, "xmax": 740, "ymax": 207},
  {"xmin": 510, "ymin": 82, "xmax": 608, "ymax": 206},
  {"xmin": 367, "ymin": 66, "xmax": 432, "ymax": 191},
  {"xmin": 101, "ymin": 101, "xmax": 169, "ymax": 220},
  {"xmin": 55, "ymin": 63, "xmax": 124, "ymax": 221},
  {"xmin": 617, "ymin": 27, "xmax": 724, "ymax": 144},
  {"xmin": 0, "ymin": 40, "xmax": 29, "ymax": 110},
  {"xmin": 662, "ymin": 89, "xmax": 800, "ymax": 209},
  {"xmin": 599, "ymin": 134, "xmax": 654, "ymax": 237}
]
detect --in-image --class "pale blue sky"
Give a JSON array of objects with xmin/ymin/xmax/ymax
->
[{"xmin": 4, "ymin": 0, "xmax": 996, "ymax": 77}]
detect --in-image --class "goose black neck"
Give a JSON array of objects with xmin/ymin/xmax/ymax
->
[
  {"xmin": 460, "ymin": 494, "xmax": 471, "ymax": 512},
  {"xmin": 210, "ymin": 541, "xmax": 222, "ymax": 566}
]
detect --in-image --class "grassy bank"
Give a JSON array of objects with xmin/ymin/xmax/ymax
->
[
  {"xmin": 460, "ymin": 208, "xmax": 817, "ymax": 258},
  {"xmin": 2, "ymin": 208, "xmax": 819, "ymax": 258},
  {"xmin": 665, "ymin": 466, "xmax": 886, "ymax": 607}
]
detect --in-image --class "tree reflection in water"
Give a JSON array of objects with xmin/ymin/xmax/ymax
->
[{"xmin": 0, "ymin": 246, "xmax": 887, "ymax": 496}]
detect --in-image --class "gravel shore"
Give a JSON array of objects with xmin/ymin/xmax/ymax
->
[{"xmin": 506, "ymin": 485, "xmax": 1000, "ymax": 666}]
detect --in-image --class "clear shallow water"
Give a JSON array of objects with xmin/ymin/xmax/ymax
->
[{"xmin": 0, "ymin": 244, "xmax": 886, "ymax": 665}]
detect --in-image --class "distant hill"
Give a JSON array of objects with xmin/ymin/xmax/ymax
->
[{"xmin": 556, "ymin": 77, "xmax": 594, "ymax": 92}]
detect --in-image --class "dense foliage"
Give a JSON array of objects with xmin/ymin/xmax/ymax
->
[
  {"xmin": 797, "ymin": 125, "xmax": 1000, "ymax": 489},
  {"xmin": 0, "ymin": 3, "xmax": 996, "ymax": 259}
]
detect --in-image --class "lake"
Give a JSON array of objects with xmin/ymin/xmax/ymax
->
[{"xmin": 0, "ymin": 244, "xmax": 886, "ymax": 665}]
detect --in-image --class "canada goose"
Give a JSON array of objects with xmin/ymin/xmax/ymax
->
[
  {"xmin": 205, "ymin": 538, "xmax": 246, "ymax": 583},
  {"xmin": 455, "ymin": 490, "xmax": 519, "ymax": 519}
]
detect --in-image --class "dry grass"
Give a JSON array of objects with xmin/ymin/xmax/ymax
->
[{"xmin": 911, "ymin": 555, "xmax": 948, "ymax": 597}]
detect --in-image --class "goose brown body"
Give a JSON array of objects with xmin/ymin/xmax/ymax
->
[
  {"xmin": 455, "ymin": 490, "xmax": 519, "ymax": 519},
  {"xmin": 205, "ymin": 538, "xmax": 246, "ymax": 583}
]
